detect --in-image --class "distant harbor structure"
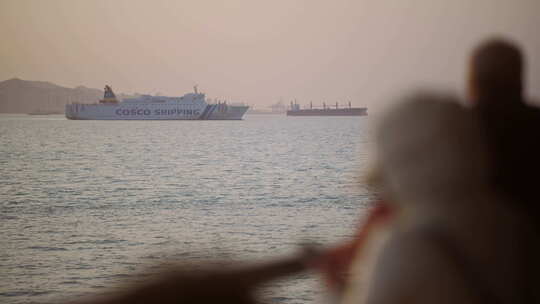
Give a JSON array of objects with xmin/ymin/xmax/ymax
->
[
  {"xmin": 270, "ymin": 101, "xmax": 287, "ymax": 114},
  {"xmin": 246, "ymin": 100, "xmax": 287, "ymax": 115},
  {"xmin": 286, "ymin": 101, "xmax": 367, "ymax": 116}
]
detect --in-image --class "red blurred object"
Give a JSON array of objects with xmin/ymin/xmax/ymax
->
[{"xmin": 309, "ymin": 202, "xmax": 394, "ymax": 291}]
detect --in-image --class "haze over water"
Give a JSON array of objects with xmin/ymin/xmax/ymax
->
[
  {"xmin": 2, "ymin": 1, "xmax": 540, "ymax": 303},
  {"xmin": 1, "ymin": 0, "xmax": 539, "ymax": 112},
  {"xmin": 0, "ymin": 114, "xmax": 373, "ymax": 304}
]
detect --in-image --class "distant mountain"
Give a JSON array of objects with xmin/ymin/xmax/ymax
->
[{"xmin": 0, "ymin": 78, "xmax": 103, "ymax": 114}]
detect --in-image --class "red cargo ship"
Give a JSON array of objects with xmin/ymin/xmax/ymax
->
[{"xmin": 286, "ymin": 101, "xmax": 367, "ymax": 116}]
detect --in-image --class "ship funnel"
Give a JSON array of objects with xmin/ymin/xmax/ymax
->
[
  {"xmin": 194, "ymin": 85, "xmax": 199, "ymax": 94},
  {"xmin": 100, "ymin": 85, "xmax": 118, "ymax": 104}
]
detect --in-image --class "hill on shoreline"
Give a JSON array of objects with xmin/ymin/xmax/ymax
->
[{"xmin": 0, "ymin": 78, "xmax": 103, "ymax": 114}]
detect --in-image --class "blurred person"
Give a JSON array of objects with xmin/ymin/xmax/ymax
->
[
  {"xmin": 340, "ymin": 92, "xmax": 534, "ymax": 304},
  {"xmin": 466, "ymin": 36, "xmax": 540, "ymax": 304},
  {"xmin": 315, "ymin": 38, "xmax": 540, "ymax": 302},
  {"xmin": 468, "ymin": 38, "xmax": 524, "ymax": 106},
  {"xmin": 468, "ymin": 38, "xmax": 540, "ymax": 209}
]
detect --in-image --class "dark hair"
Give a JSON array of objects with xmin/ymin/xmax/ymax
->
[{"xmin": 471, "ymin": 38, "xmax": 524, "ymax": 101}]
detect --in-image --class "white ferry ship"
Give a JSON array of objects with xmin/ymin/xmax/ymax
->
[{"xmin": 65, "ymin": 85, "xmax": 249, "ymax": 120}]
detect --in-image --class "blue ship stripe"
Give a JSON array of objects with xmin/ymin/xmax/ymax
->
[
  {"xmin": 199, "ymin": 105, "xmax": 212, "ymax": 119},
  {"xmin": 206, "ymin": 104, "xmax": 217, "ymax": 119}
]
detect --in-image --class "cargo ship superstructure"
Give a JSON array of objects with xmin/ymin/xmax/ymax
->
[
  {"xmin": 65, "ymin": 85, "xmax": 248, "ymax": 120},
  {"xmin": 286, "ymin": 101, "xmax": 367, "ymax": 116}
]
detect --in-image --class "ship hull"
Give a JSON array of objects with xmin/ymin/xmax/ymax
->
[
  {"xmin": 206, "ymin": 105, "xmax": 249, "ymax": 120},
  {"xmin": 286, "ymin": 108, "xmax": 367, "ymax": 116},
  {"xmin": 65, "ymin": 103, "xmax": 248, "ymax": 120}
]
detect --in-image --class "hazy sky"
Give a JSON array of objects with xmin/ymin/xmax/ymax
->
[{"xmin": 1, "ymin": 0, "xmax": 539, "ymax": 110}]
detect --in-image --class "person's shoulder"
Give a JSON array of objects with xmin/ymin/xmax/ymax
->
[
  {"xmin": 525, "ymin": 98, "xmax": 540, "ymax": 108},
  {"xmin": 374, "ymin": 229, "xmax": 469, "ymax": 284},
  {"xmin": 523, "ymin": 100, "xmax": 540, "ymax": 116},
  {"xmin": 511, "ymin": 101, "xmax": 540, "ymax": 129}
]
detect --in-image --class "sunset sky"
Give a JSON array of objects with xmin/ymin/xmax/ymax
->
[{"xmin": 1, "ymin": 0, "xmax": 539, "ymax": 110}]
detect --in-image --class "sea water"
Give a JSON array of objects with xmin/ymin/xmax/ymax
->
[{"xmin": 0, "ymin": 114, "xmax": 374, "ymax": 304}]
